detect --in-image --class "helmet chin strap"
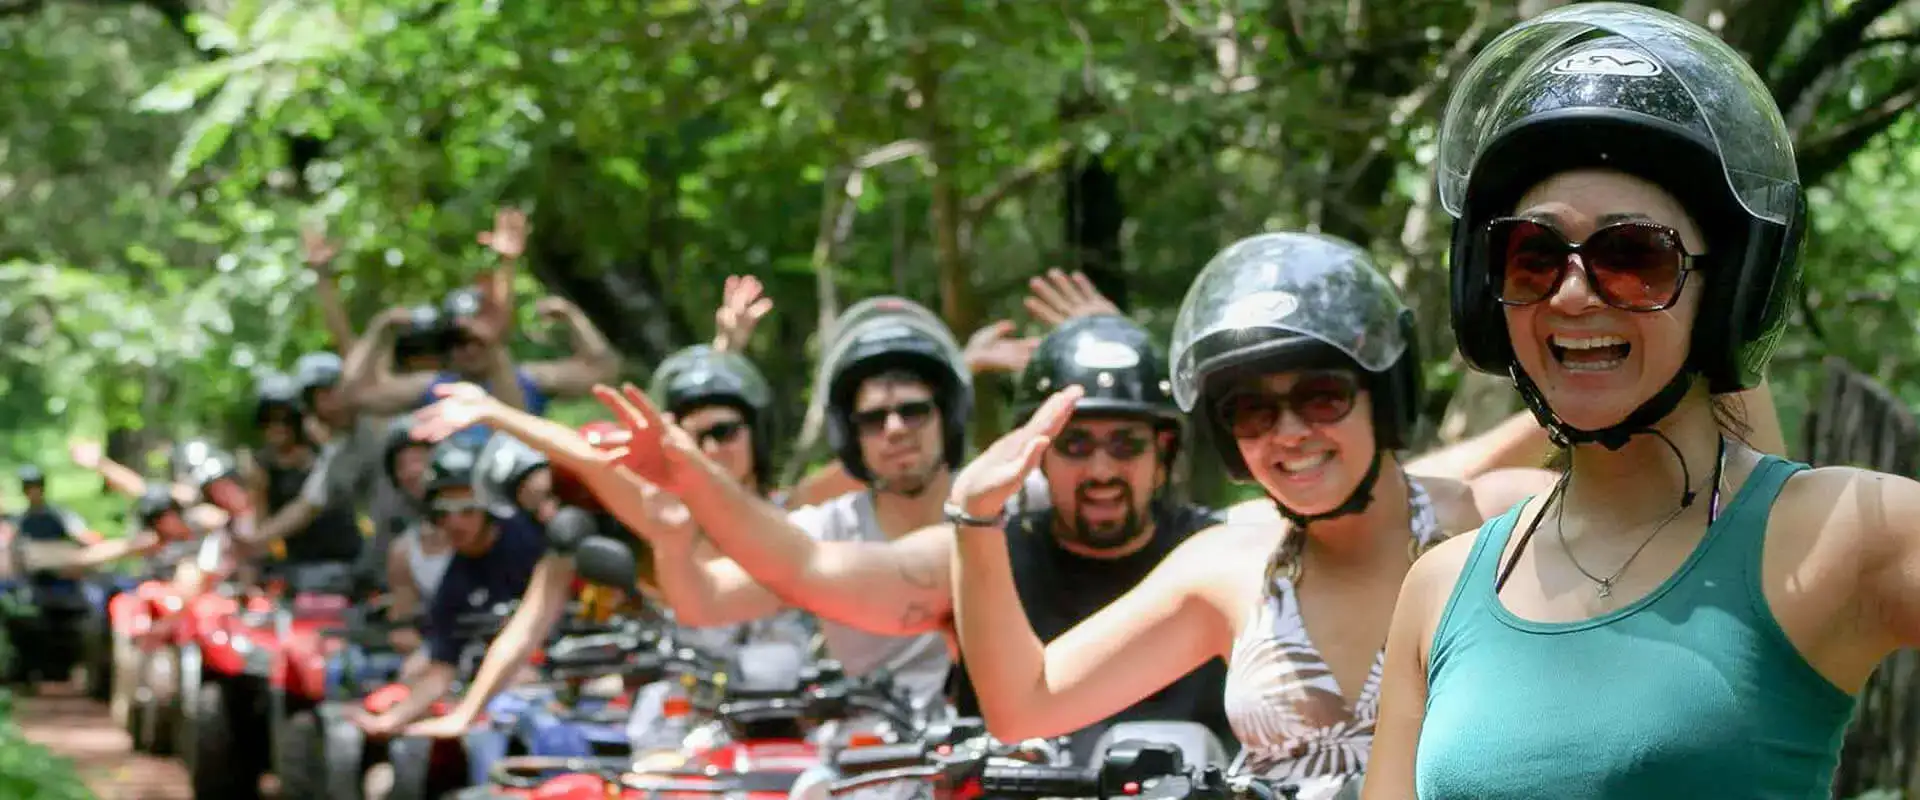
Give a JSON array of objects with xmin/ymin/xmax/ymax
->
[
  {"xmin": 1270, "ymin": 448, "xmax": 1385, "ymax": 531},
  {"xmin": 1511, "ymin": 363, "xmax": 1693, "ymax": 452},
  {"xmin": 1510, "ymin": 364, "xmax": 1704, "ymax": 509}
]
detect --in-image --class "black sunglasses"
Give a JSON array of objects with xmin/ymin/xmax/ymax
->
[
  {"xmin": 1486, "ymin": 216, "xmax": 1700, "ymax": 312},
  {"xmin": 688, "ymin": 419, "xmax": 748, "ymax": 448},
  {"xmin": 429, "ymin": 498, "xmax": 487, "ymax": 519},
  {"xmin": 1052, "ymin": 428, "xmax": 1153, "ymax": 462},
  {"xmin": 1214, "ymin": 372, "xmax": 1360, "ymax": 440},
  {"xmin": 849, "ymin": 400, "xmax": 935, "ymax": 437}
]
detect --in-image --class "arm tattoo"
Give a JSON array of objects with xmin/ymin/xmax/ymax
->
[
  {"xmin": 896, "ymin": 555, "xmax": 941, "ymax": 590},
  {"xmin": 897, "ymin": 600, "xmax": 937, "ymax": 631}
]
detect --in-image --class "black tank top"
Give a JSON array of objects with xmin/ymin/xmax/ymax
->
[
  {"xmin": 949, "ymin": 503, "xmax": 1235, "ymax": 762},
  {"xmin": 262, "ymin": 453, "xmax": 362, "ymax": 564},
  {"xmin": 16, "ymin": 506, "xmax": 73, "ymax": 542}
]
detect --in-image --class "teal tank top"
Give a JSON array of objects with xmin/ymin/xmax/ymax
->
[{"xmin": 1415, "ymin": 455, "xmax": 1857, "ymax": 799}]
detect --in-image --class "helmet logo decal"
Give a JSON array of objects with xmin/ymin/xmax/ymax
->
[
  {"xmin": 1072, "ymin": 338, "xmax": 1140, "ymax": 370},
  {"xmin": 1549, "ymin": 48, "xmax": 1661, "ymax": 78},
  {"xmin": 1220, "ymin": 291, "xmax": 1300, "ymax": 328}
]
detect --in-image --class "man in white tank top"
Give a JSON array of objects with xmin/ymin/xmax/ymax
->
[{"xmin": 610, "ymin": 298, "xmax": 971, "ymax": 708}]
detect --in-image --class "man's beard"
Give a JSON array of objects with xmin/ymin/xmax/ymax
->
[
  {"xmin": 873, "ymin": 458, "xmax": 941, "ymax": 498},
  {"xmin": 1059, "ymin": 480, "xmax": 1146, "ymax": 551}
]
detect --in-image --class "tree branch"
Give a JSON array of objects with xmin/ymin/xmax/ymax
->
[
  {"xmin": 963, "ymin": 139, "xmax": 1070, "ymax": 222},
  {"xmin": 1770, "ymin": 0, "xmax": 1905, "ymax": 113},
  {"xmin": 1331, "ymin": 0, "xmax": 1495, "ymax": 196},
  {"xmin": 1859, "ymin": 33, "xmax": 1920, "ymax": 53},
  {"xmin": 1799, "ymin": 79, "xmax": 1920, "ymax": 185}
]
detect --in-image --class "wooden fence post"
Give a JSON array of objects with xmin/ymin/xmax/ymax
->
[{"xmin": 1812, "ymin": 357, "xmax": 1920, "ymax": 798}]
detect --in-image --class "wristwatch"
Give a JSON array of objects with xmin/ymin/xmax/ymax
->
[{"xmin": 944, "ymin": 502, "xmax": 1006, "ymax": 529}]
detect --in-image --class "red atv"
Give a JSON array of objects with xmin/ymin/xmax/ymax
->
[
  {"xmin": 177, "ymin": 580, "xmax": 281, "ymax": 799},
  {"xmin": 464, "ymin": 639, "xmax": 919, "ymax": 800},
  {"xmin": 295, "ymin": 602, "xmax": 517, "ymax": 800},
  {"xmin": 274, "ymin": 591, "xmax": 413, "ymax": 799},
  {"xmin": 110, "ymin": 577, "xmax": 193, "ymax": 755},
  {"xmin": 252, "ymin": 563, "xmax": 365, "ymax": 798}
]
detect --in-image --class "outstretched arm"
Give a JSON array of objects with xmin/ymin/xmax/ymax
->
[
  {"xmin": 594, "ymin": 384, "xmax": 956, "ymax": 635},
  {"xmin": 410, "ymin": 554, "xmax": 575, "ymax": 736},
  {"xmin": 302, "ymin": 227, "xmax": 358, "ymax": 351}
]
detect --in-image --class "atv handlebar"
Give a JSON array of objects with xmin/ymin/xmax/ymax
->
[{"xmin": 831, "ymin": 733, "xmax": 1298, "ymax": 800}]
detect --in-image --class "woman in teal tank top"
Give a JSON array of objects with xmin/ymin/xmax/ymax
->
[{"xmin": 1365, "ymin": 5, "xmax": 1920, "ymax": 798}]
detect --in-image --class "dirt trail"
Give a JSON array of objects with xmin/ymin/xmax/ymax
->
[{"xmin": 13, "ymin": 682, "xmax": 191, "ymax": 800}]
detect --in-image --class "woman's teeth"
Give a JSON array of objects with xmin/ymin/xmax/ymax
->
[
  {"xmin": 1279, "ymin": 452, "xmax": 1332, "ymax": 474},
  {"xmin": 1548, "ymin": 334, "xmax": 1631, "ymax": 371}
]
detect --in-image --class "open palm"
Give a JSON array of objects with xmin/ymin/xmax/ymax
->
[
  {"xmin": 964, "ymin": 320, "xmax": 1041, "ymax": 375},
  {"xmin": 592, "ymin": 383, "xmax": 702, "ymax": 494},
  {"xmin": 414, "ymin": 383, "xmax": 498, "ymax": 441},
  {"xmin": 950, "ymin": 386, "xmax": 1083, "ymax": 519},
  {"xmin": 619, "ymin": 471, "xmax": 700, "ymax": 549},
  {"xmin": 714, "ymin": 274, "xmax": 775, "ymax": 353}
]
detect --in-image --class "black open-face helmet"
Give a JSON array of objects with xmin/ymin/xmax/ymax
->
[
  {"xmin": 814, "ymin": 297, "xmax": 972, "ymax": 484},
  {"xmin": 395, "ymin": 303, "xmax": 450, "ymax": 364},
  {"xmin": 1015, "ymin": 314, "xmax": 1183, "ymax": 462},
  {"xmin": 650, "ymin": 345, "xmax": 777, "ymax": 493},
  {"xmin": 1438, "ymin": 4, "xmax": 1802, "ymax": 449},
  {"xmin": 1169, "ymin": 232, "xmax": 1421, "ymax": 528},
  {"xmin": 381, "ymin": 415, "xmax": 431, "ymax": 492}
]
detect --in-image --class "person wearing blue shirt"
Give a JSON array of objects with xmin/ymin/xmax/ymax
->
[{"xmin": 350, "ymin": 434, "xmax": 545, "ymax": 739}]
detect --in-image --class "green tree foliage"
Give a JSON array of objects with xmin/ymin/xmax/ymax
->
[{"xmin": 0, "ymin": 0, "xmax": 1916, "ymax": 512}]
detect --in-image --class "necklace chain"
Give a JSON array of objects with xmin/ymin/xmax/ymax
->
[{"xmin": 1554, "ymin": 437, "xmax": 1728, "ymax": 600}]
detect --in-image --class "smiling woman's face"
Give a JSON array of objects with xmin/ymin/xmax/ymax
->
[{"xmin": 1503, "ymin": 168, "xmax": 1707, "ymax": 432}]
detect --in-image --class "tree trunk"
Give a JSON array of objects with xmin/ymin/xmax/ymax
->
[
  {"xmin": 526, "ymin": 145, "xmax": 691, "ymax": 369},
  {"xmin": 1061, "ymin": 152, "xmax": 1129, "ymax": 310},
  {"xmin": 922, "ymin": 53, "xmax": 994, "ymax": 449}
]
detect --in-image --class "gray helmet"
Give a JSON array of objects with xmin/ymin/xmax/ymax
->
[
  {"xmin": 472, "ymin": 433, "xmax": 550, "ymax": 517},
  {"xmin": 1439, "ymin": 4, "xmax": 1802, "ymax": 447},
  {"xmin": 815, "ymin": 297, "xmax": 972, "ymax": 484},
  {"xmin": 294, "ymin": 351, "xmax": 344, "ymax": 400},
  {"xmin": 423, "ymin": 434, "xmax": 488, "ymax": 505},
  {"xmin": 1015, "ymin": 314, "xmax": 1181, "ymax": 453},
  {"xmin": 135, "ymin": 484, "xmax": 182, "ymax": 529},
  {"xmin": 650, "ymin": 345, "xmax": 776, "ymax": 491},
  {"xmin": 1169, "ymin": 232, "xmax": 1421, "ymax": 479},
  {"xmin": 180, "ymin": 442, "xmax": 240, "ymax": 495},
  {"xmin": 254, "ymin": 372, "xmax": 305, "ymax": 428},
  {"xmin": 16, "ymin": 465, "xmax": 44, "ymax": 487}
]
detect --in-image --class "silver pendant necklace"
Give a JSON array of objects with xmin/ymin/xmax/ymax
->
[{"xmin": 1557, "ymin": 436, "xmax": 1728, "ymax": 601}]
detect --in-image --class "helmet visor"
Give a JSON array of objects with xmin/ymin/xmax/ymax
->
[{"xmin": 1437, "ymin": 3, "xmax": 1798, "ymax": 225}]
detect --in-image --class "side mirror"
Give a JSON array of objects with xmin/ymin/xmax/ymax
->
[
  {"xmin": 574, "ymin": 535, "xmax": 638, "ymax": 589},
  {"xmin": 544, "ymin": 505, "xmax": 597, "ymax": 554}
]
